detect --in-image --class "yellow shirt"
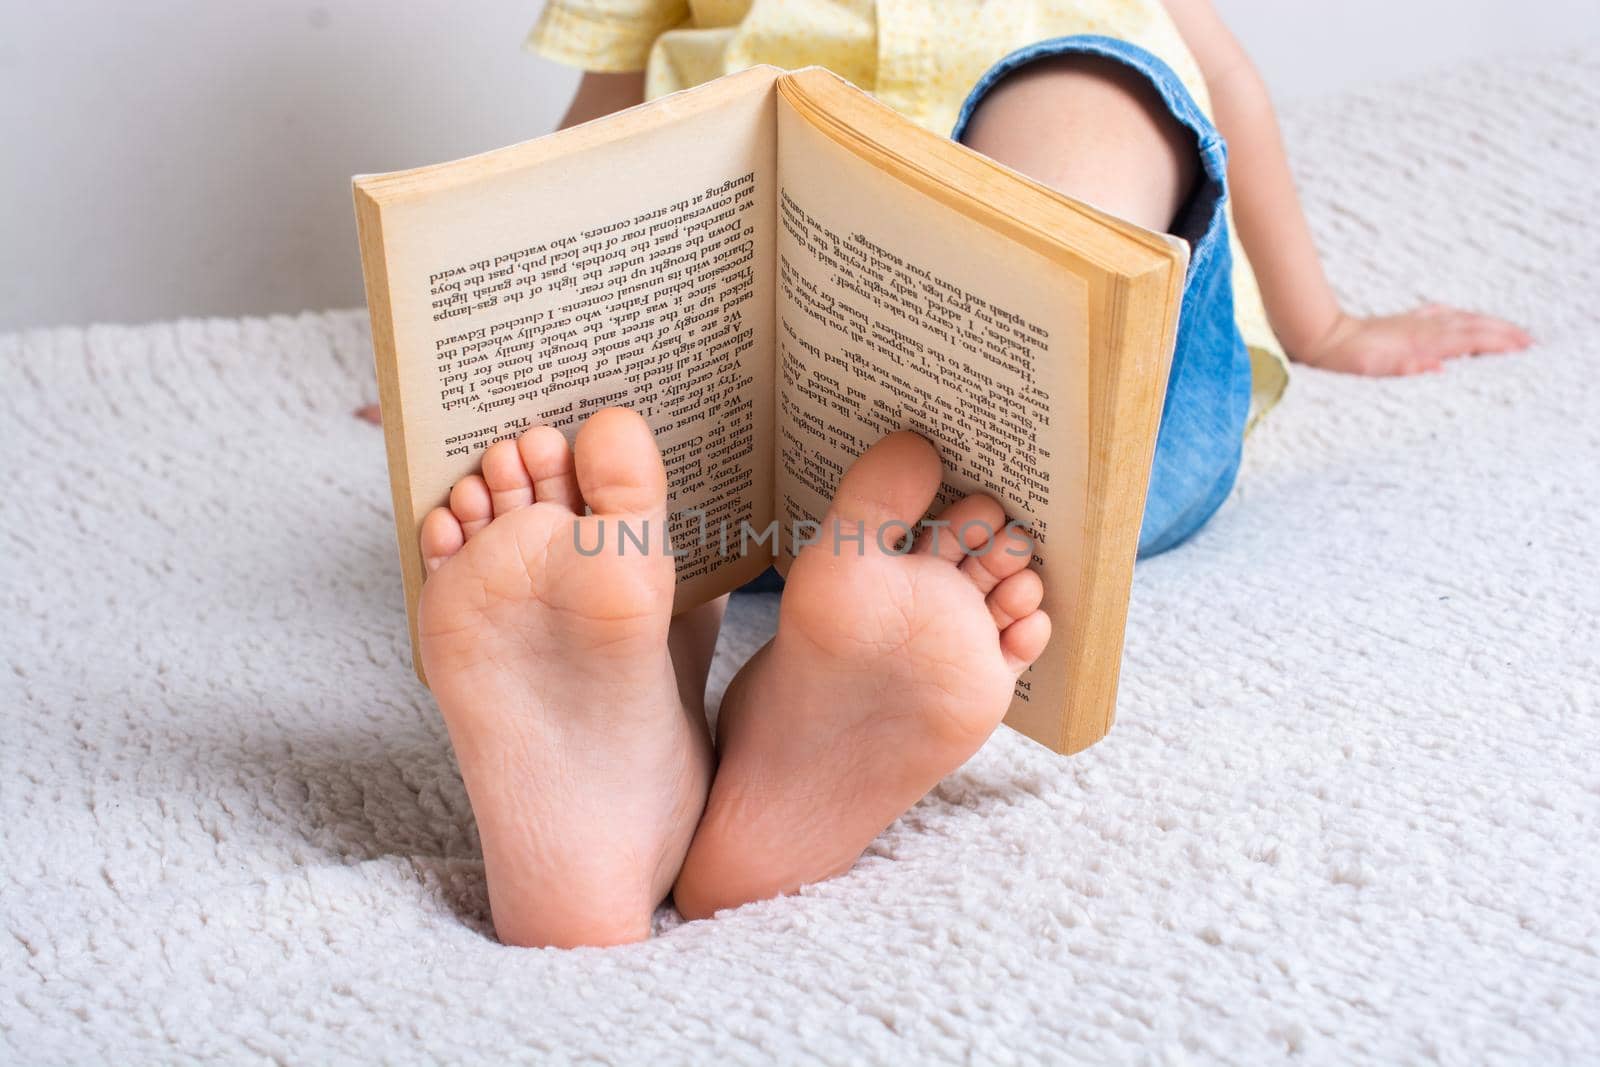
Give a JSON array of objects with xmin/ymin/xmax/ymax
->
[{"xmin": 528, "ymin": 0, "xmax": 1289, "ymax": 421}]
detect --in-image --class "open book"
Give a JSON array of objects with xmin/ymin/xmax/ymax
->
[{"xmin": 354, "ymin": 65, "xmax": 1185, "ymax": 755}]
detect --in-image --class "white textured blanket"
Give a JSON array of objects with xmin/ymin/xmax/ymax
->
[{"xmin": 4, "ymin": 49, "xmax": 1598, "ymax": 1065}]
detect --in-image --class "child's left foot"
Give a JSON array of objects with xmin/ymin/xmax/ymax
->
[
  {"xmin": 673, "ymin": 432, "xmax": 1051, "ymax": 918},
  {"xmin": 417, "ymin": 409, "xmax": 712, "ymax": 948}
]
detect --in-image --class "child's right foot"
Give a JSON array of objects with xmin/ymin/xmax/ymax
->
[
  {"xmin": 416, "ymin": 408, "xmax": 711, "ymax": 948},
  {"xmin": 673, "ymin": 432, "xmax": 1051, "ymax": 919}
]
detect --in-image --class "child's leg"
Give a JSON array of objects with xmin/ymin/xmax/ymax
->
[
  {"xmin": 672, "ymin": 58, "xmax": 1198, "ymax": 918},
  {"xmin": 960, "ymin": 40, "xmax": 1254, "ymax": 558},
  {"xmin": 673, "ymin": 433, "xmax": 1051, "ymax": 918},
  {"xmin": 669, "ymin": 596, "xmax": 726, "ymax": 712},
  {"xmin": 956, "ymin": 54, "xmax": 1198, "ymax": 234},
  {"xmin": 416, "ymin": 409, "xmax": 714, "ymax": 948}
]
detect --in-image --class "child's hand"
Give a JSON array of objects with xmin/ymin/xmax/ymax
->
[{"xmin": 1298, "ymin": 304, "xmax": 1533, "ymax": 377}]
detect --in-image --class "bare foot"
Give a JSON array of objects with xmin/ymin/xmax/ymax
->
[
  {"xmin": 673, "ymin": 432, "xmax": 1051, "ymax": 918},
  {"xmin": 355, "ymin": 403, "xmax": 382, "ymax": 425},
  {"xmin": 417, "ymin": 408, "xmax": 711, "ymax": 947}
]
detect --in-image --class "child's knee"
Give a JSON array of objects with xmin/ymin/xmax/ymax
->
[{"xmin": 959, "ymin": 54, "xmax": 1198, "ymax": 232}]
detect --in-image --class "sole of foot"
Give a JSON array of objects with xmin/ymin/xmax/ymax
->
[
  {"xmin": 416, "ymin": 408, "xmax": 712, "ymax": 948},
  {"xmin": 673, "ymin": 431, "xmax": 1051, "ymax": 919}
]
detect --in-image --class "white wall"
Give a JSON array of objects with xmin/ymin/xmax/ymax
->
[
  {"xmin": 2, "ymin": 2, "xmax": 577, "ymax": 332},
  {"xmin": 1218, "ymin": 0, "xmax": 1597, "ymax": 104},
  {"xmin": 3, "ymin": 1, "xmax": 1595, "ymax": 331}
]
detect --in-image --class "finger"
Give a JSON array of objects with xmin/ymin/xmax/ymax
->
[
  {"xmin": 1440, "ymin": 315, "xmax": 1535, "ymax": 356},
  {"xmin": 1487, "ymin": 316, "xmax": 1535, "ymax": 349}
]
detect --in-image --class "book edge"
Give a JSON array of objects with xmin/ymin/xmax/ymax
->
[
  {"xmin": 353, "ymin": 65, "xmax": 785, "ymax": 206},
  {"xmin": 352, "ymin": 183, "xmax": 430, "ymax": 687},
  {"xmin": 1060, "ymin": 254, "xmax": 1184, "ymax": 755}
]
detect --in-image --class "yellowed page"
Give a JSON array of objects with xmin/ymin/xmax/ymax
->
[
  {"xmin": 367, "ymin": 72, "xmax": 777, "ymax": 639},
  {"xmin": 773, "ymin": 92, "xmax": 1089, "ymax": 727}
]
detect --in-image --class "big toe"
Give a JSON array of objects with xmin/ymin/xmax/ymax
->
[
  {"xmin": 826, "ymin": 431, "xmax": 942, "ymax": 541},
  {"xmin": 574, "ymin": 408, "xmax": 668, "ymax": 516}
]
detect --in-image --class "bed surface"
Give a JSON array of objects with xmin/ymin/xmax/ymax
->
[{"xmin": 3, "ymin": 48, "xmax": 1597, "ymax": 1065}]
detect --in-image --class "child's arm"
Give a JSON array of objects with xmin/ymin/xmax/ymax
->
[
  {"xmin": 1160, "ymin": 0, "xmax": 1531, "ymax": 375},
  {"xmin": 558, "ymin": 72, "xmax": 647, "ymax": 129}
]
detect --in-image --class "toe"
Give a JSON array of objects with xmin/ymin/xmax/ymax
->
[
  {"xmin": 519, "ymin": 426, "xmax": 582, "ymax": 512},
  {"xmin": 482, "ymin": 438, "xmax": 533, "ymax": 516},
  {"xmin": 449, "ymin": 474, "xmax": 494, "ymax": 538},
  {"xmin": 999, "ymin": 610, "xmax": 1052, "ymax": 675},
  {"xmin": 987, "ymin": 568, "xmax": 1043, "ymax": 629},
  {"xmin": 826, "ymin": 432, "xmax": 942, "ymax": 549},
  {"xmin": 419, "ymin": 507, "xmax": 464, "ymax": 573},
  {"xmin": 915, "ymin": 494, "xmax": 1006, "ymax": 563},
  {"xmin": 958, "ymin": 521, "xmax": 1036, "ymax": 594},
  {"xmin": 573, "ymin": 408, "xmax": 667, "ymax": 515}
]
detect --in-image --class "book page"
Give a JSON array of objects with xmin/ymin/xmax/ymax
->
[
  {"xmin": 773, "ymin": 93, "xmax": 1089, "ymax": 721},
  {"xmin": 372, "ymin": 74, "xmax": 777, "ymax": 614}
]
